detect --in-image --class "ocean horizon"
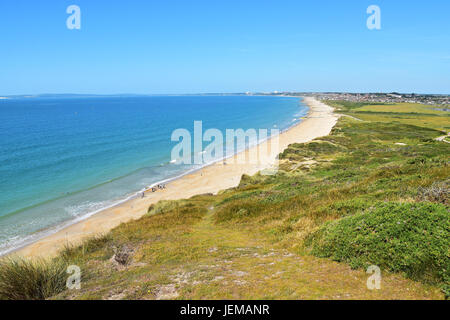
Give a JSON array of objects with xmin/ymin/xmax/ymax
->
[{"xmin": 0, "ymin": 95, "xmax": 307, "ymax": 255}]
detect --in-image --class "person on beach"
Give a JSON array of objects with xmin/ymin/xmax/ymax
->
[{"xmin": 141, "ymin": 192, "xmax": 145, "ymax": 198}]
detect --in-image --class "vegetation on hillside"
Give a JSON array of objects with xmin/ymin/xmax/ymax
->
[
  {"xmin": 308, "ymin": 202, "xmax": 449, "ymax": 296},
  {"xmin": 1, "ymin": 100, "xmax": 448, "ymax": 300}
]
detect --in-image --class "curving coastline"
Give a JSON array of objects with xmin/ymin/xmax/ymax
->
[{"xmin": 11, "ymin": 97, "xmax": 339, "ymax": 259}]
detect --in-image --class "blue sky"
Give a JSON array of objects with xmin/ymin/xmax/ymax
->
[{"xmin": 0, "ymin": 0, "xmax": 449, "ymax": 95}]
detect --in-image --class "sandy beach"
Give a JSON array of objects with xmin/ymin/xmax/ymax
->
[{"xmin": 13, "ymin": 97, "xmax": 338, "ymax": 259}]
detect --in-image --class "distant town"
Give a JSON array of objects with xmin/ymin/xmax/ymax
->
[{"xmin": 249, "ymin": 92, "xmax": 450, "ymax": 108}]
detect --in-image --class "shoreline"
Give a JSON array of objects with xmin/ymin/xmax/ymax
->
[
  {"xmin": 11, "ymin": 97, "xmax": 338, "ymax": 259},
  {"xmin": 0, "ymin": 96, "xmax": 305, "ymax": 257}
]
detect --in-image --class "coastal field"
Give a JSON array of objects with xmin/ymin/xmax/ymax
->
[
  {"xmin": 1, "ymin": 99, "xmax": 448, "ymax": 300},
  {"xmin": 325, "ymin": 100, "xmax": 450, "ymax": 132}
]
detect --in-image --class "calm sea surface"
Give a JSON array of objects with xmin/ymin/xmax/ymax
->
[{"xmin": 0, "ymin": 95, "xmax": 307, "ymax": 254}]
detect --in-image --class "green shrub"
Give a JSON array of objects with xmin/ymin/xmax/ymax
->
[
  {"xmin": 308, "ymin": 202, "xmax": 450, "ymax": 287},
  {"xmin": 0, "ymin": 258, "xmax": 67, "ymax": 300}
]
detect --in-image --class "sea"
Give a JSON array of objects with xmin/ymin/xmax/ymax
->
[{"xmin": 0, "ymin": 95, "xmax": 307, "ymax": 255}]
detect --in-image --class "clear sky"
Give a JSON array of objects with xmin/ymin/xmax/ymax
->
[{"xmin": 0, "ymin": 0, "xmax": 449, "ymax": 95}]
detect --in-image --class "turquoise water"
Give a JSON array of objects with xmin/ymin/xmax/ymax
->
[{"xmin": 0, "ymin": 95, "xmax": 307, "ymax": 254}]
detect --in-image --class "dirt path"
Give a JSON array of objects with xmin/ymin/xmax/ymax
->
[
  {"xmin": 435, "ymin": 133, "xmax": 450, "ymax": 144},
  {"xmin": 338, "ymin": 113, "xmax": 364, "ymax": 121}
]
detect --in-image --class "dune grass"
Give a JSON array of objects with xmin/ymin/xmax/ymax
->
[{"xmin": 0, "ymin": 258, "xmax": 68, "ymax": 300}]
